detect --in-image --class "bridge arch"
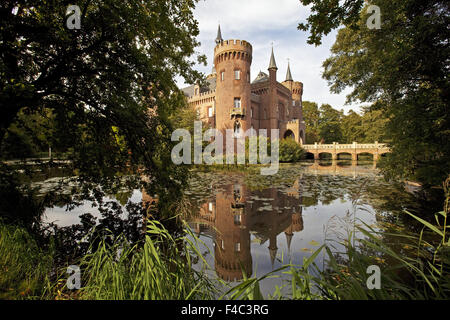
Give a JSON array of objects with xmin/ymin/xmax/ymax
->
[
  {"xmin": 305, "ymin": 152, "xmax": 315, "ymax": 160},
  {"xmin": 318, "ymin": 152, "xmax": 332, "ymax": 160},
  {"xmin": 357, "ymin": 152, "xmax": 374, "ymax": 161},
  {"xmin": 336, "ymin": 152, "xmax": 352, "ymax": 160}
]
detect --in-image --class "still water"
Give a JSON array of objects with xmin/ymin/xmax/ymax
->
[{"xmin": 41, "ymin": 160, "xmax": 419, "ymax": 296}]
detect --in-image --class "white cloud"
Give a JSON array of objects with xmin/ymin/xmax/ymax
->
[{"xmin": 177, "ymin": 0, "xmax": 362, "ymax": 113}]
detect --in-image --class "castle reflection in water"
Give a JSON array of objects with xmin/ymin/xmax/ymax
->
[
  {"xmin": 188, "ymin": 180, "xmax": 304, "ymax": 282},
  {"xmin": 144, "ymin": 160, "xmax": 377, "ymax": 283}
]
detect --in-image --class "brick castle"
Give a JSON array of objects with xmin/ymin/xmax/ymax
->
[{"xmin": 182, "ymin": 25, "xmax": 306, "ymax": 144}]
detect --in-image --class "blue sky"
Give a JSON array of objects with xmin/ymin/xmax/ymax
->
[{"xmin": 176, "ymin": 0, "xmax": 363, "ymax": 114}]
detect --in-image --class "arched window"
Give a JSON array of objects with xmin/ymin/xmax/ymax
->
[
  {"xmin": 233, "ymin": 121, "xmax": 241, "ymax": 138},
  {"xmin": 233, "ymin": 184, "xmax": 242, "ymax": 202}
]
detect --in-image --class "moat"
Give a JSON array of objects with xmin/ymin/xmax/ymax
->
[{"xmin": 40, "ymin": 160, "xmax": 430, "ymax": 296}]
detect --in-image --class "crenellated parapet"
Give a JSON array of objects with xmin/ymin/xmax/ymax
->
[
  {"xmin": 282, "ymin": 80, "xmax": 303, "ymax": 101},
  {"xmin": 214, "ymin": 39, "xmax": 253, "ymax": 65}
]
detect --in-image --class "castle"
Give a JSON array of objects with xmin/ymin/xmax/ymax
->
[{"xmin": 182, "ymin": 25, "xmax": 306, "ymax": 144}]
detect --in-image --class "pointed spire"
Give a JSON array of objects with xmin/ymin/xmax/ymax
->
[
  {"xmin": 268, "ymin": 45, "xmax": 278, "ymax": 70},
  {"xmin": 285, "ymin": 231, "xmax": 293, "ymax": 252},
  {"xmin": 285, "ymin": 60, "xmax": 293, "ymax": 82},
  {"xmin": 215, "ymin": 24, "xmax": 223, "ymax": 45},
  {"xmin": 269, "ymin": 246, "xmax": 278, "ymax": 268},
  {"xmin": 268, "ymin": 233, "xmax": 278, "ymax": 268}
]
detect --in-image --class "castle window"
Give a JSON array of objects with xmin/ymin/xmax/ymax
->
[
  {"xmin": 234, "ymin": 98, "xmax": 241, "ymax": 109},
  {"xmin": 292, "ymin": 100, "xmax": 296, "ymax": 106},
  {"xmin": 234, "ymin": 214, "xmax": 242, "ymax": 225},
  {"xmin": 221, "ymin": 71, "xmax": 225, "ymax": 81},
  {"xmin": 250, "ymin": 108, "xmax": 253, "ymax": 118},
  {"xmin": 208, "ymin": 106, "xmax": 213, "ymax": 118},
  {"xmin": 196, "ymin": 108, "xmax": 200, "ymax": 118},
  {"xmin": 235, "ymin": 242, "xmax": 241, "ymax": 252},
  {"xmin": 221, "ymin": 240, "xmax": 225, "ymax": 250},
  {"xmin": 194, "ymin": 88, "xmax": 198, "ymax": 95},
  {"xmin": 208, "ymin": 202, "xmax": 213, "ymax": 212},
  {"xmin": 234, "ymin": 70, "xmax": 241, "ymax": 80},
  {"xmin": 233, "ymin": 121, "xmax": 241, "ymax": 138}
]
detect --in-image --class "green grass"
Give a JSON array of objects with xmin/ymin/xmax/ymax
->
[
  {"xmin": 65, "ymin": 220, "xmax": 216, "ymax": 300},
  {"xmin": 0, "ymin": 222, "xmax": 54, "ymax": 299}
]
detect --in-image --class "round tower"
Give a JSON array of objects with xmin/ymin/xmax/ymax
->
[
  {"xmin": 213, "ymin": 185, "xmax": 252, "ymax": 282},
  {"xmin": 214, "ymin": 39, "xmax": 253, "ymax": 136},
  {"xmin": 291, "ymin": 81, "xmax": 303, "ymax": 102}
]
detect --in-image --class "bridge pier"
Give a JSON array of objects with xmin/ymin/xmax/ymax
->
[{"xmin": 352, "ymin": 153, "xmax": 357, "ymax": 161}]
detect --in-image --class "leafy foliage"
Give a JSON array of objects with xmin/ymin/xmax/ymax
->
[
  {"xmin": 299, "ymin": 0, "xmax": 450, "ymax": 185},
  {"xmin": 279, "ymin": 139, "xmax": 305, "ymax": 163},
  {"xmin": 0, "ymin": 0, "xmax": 207, "ymax": 219},
  {"xmin": 302, "ymin": 101, "xmax": 389, "ymax": 144}
]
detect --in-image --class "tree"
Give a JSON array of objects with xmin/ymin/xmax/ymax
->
[
  {"xmin": 360, "ymin": 108, "xmax": 390, "ymax": 143},
  {"xmin": 302, "ymin": 101, "xmax": 321, "ymax": 143},
  {"xmin": 341, "ymin": 109, "xmax": 363, "ymax": 143},
  {"xmin": 299, "ymin": 0, "xmax": 450, "ymax": 186},
  {"xmin": 0, "ymin": 0, "xmax": 206, "ymax": 221},
  {"xmin": 318, "ymin": 104, "xmax": 343, "ymax": 143}
]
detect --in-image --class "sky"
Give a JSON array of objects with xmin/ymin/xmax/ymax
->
[{"xmin": 176, "ymin": 0, "xmax": 363, "ymax": 114}]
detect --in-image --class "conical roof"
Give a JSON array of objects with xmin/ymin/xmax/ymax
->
[
  {"xmin": 215, "ymin": 24, "xmax": 223, "ymax": 44},
  {"xmin": 268, "ymin": 47, "xmax": 278, "ymax": 70},
  {"xmin": 285, "ymin": 61, "xmax": 293, "ymax": 81},
  {"xmin": 269, "ymin": 247, "xmax": 278, "ymax": 268},
  {"xmin": 285, "ymin": 231, "xmax": 293, "ymax": 251}
]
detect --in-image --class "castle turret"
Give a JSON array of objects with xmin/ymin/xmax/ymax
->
[
  {"xmin": 214, "ymin": 37, "xmax": 253, "ymax": 137},
  {"xmin": 268, "ymin": 46, "xmax": 278, "ymax": 130},
  {"xmin": 281, "ymin": 61, "xmax": 303, "ymax": 102},
  {"xmin": 281, "ymin": 61, "xmax": 304, "ymax": 125},
  {"xmin": 214, "ymin": 186, "xmax": 252, "ymax": 282}
]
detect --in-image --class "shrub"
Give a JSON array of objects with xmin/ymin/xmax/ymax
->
[{"xmin": 279, "ymin": 139, "xmax": 305, "ymax": 163}]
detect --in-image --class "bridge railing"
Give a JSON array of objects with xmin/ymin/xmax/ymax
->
[{"xmin": 302, "ymin": 142, "xmax": 389, "ymax": 150}]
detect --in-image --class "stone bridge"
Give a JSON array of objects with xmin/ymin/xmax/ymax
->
[{"xmin": 302, "ymin": 142, "xmax": 390, "ymax": 161}]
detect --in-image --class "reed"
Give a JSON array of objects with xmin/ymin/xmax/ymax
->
[
  {"xmin": 0, "ymin": 222, "xmax": 54, "ymax": 299},
  {"xmin": 69, "ymin": 220, "xmax": 216, "ymax": 300}
]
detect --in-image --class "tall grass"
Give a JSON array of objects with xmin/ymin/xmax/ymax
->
[
  {"xmin": 0, "ymin": 222, "xmax": 54, "ymax": 299},
  {"xmin": 67, "ymin": 220, "xmax": 216, "ymax": 300}
]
